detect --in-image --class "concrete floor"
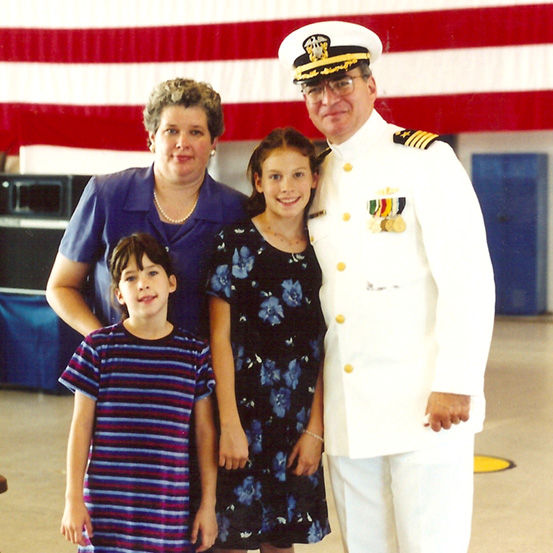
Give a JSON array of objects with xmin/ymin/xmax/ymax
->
[{"xmin": 1, "ymin": 316, "xmax": 552, "ymax": 552}]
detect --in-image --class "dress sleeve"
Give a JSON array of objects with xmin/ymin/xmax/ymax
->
[
  {"xmin": 59, "ymin": 177, "xmax": 106, "ymax": 264},
  {"xmin": 194, "ymin": 340, "xmax": 216, "ymax": 401},
  {"xmin": 206, "ymin": 227, "xmax": 234, "ymax": 302},
  {"xmin": 58, "ymin": 334, "xmax": 101, "ymax": 400}
]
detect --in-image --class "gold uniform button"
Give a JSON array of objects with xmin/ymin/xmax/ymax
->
[
  {"xmin": 343, "ymin": 163, "xmax": 353, "ymax": 172},
  {"xmin": 342, "ymin": 212, "xmax": 351, "ymax": 221},
  {"xmin": 337, "ymin": 262, "xmax": 346, "ymax": 271},
  {"xmin": 335, "ymin": 314, "xmax": 345, "ymax": 324},
  {"xmin": 344, "ymin": 364, "xmax": 354, "ymax": 373}
]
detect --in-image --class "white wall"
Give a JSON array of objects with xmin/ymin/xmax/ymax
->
[
  {"xmin": 19, "ymin": 146, "xmax": 154, "ymax": 177},
  {"xmin": 209, "ymin": 140, "xmax": 258, "ymax": 196}
]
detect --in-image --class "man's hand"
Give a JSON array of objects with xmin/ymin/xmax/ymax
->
[{"xmin": 424, "ymin": 392, "xmax": 470, "ymax": 432}]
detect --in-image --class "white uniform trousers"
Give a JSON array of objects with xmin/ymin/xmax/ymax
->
[{"xmin": 327, "ymin": 431, "xmax": 475, "ymax": 553}]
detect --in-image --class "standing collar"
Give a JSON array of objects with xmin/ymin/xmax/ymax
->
[{"xmin": 328, "ymin": 109, "xmax": 388, "ymax": 160}]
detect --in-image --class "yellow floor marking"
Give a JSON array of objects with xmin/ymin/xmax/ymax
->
[{"xmin": 474, "ymin": 455, "xmax": 515, "ymax": 473}]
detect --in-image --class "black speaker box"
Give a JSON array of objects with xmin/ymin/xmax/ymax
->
[{"xmin": 0, "ymin": 174, "xmax": 90, "ymax": 290}]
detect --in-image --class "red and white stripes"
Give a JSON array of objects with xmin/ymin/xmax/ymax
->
[{"xmin": 1, "ymin": 0, "xmax": 552, "ymax": 153}]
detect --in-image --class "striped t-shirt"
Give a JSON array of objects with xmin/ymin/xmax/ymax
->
[{"xmin": 59, "ymin": 322, "xmax": 215, "ymax": 553}]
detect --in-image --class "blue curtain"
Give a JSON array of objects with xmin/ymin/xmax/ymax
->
[{"xmin": 0, "ymin": 293, "xmax": 81, "ymax": 392}]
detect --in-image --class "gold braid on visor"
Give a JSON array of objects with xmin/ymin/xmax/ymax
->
[{"xmin": 294, "ymin": 52, "xmax": 371, "ymax": 82}]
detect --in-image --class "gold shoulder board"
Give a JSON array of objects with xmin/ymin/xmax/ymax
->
[{"xmin": 393, "ymin": 129, "xmax": 439, "ymax": 150}]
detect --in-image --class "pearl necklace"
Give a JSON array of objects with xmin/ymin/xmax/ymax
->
[{"xmin": 154, "ymin": 190, "xmax": 199, "ymax": 224}]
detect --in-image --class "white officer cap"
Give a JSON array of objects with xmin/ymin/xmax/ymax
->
[{"xmin": 278, "ymin": 20, "xmax": 383, "ymax": 84}]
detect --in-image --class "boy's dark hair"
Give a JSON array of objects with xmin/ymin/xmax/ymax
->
[
  {"xmin": 246, "ymin": 127, "xmax": 320, "ymax": 217},
  {"xmin": 109, "ymin": 233, "xmax": 175, "ymax": 319}
]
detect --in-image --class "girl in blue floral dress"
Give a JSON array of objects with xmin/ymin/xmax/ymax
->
[{"xmin": 207, "ymin": 128, "xmax": 330, "ymax": 552}]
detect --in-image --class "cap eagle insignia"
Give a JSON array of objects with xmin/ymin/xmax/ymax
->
[{"xmin": 302, "ymin": 34, "xmax": 330, "ymax": 62}]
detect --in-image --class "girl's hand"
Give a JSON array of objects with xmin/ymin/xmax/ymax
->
[
  {"xmin": 191, "ymin": 504, "xmax": 218, "ymax": 552},
  {"xmin": 60, "ymin": 499, "xmax": 93, "ymax": 546},
  {"xmin": 288, "ymin": 431, "xmax": 323, "ymax": 477},
  {"xmin": 219, "ymin": 424, "xmax": 249, "ymax": 470}
]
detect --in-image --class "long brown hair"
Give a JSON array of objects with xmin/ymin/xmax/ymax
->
[{"xmin": 246, "ymin": 127, "xmax": 320, "ymax": 217}]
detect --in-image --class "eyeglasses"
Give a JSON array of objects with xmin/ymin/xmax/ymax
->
[{"xmin": 301, "ymin": 75, "xmax": 364, "ymax": 105}]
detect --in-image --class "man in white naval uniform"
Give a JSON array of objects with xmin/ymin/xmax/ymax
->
[{"xmin": 279, "ymin": 21, "xmax": 495, "ymax": 553}]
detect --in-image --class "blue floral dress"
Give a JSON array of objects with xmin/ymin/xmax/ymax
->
[{"xmin": 207, "ymin": 221, "xmax": 330, "ymax": 549}]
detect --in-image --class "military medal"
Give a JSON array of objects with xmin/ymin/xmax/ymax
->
[
  {"xmin": 368, "ymin": 217, "xmax": 382, "ymax": 233},
  {"xmin": 392, "ymin": 215, "xmax": 406, "ymax": 233},
  {"xmin": 391, "ymin": 197, "xmax": 407, "ymax": 232},
  {"xmin": 367, "ymin": 199, "xmax": 381, "ymax": 232},
  {"xmin": 368, "ymin": 196, "xmax": 407, "ymax": 233}
]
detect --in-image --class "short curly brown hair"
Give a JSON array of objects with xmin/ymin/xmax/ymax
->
[{"xmin": 143, "ymin": 78, "xmax": 224, "ymax": 147}]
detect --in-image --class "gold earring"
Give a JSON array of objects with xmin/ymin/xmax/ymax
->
[{"xmin": 150, "ymin": 143, "xmax": 155, "ymax": 153}]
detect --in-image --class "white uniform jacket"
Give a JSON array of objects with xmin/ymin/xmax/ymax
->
[{"xmin": 308, "ymin": 110, "xmax": 495, "ymax": 458}]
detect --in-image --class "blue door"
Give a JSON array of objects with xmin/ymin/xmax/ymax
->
[{"xmin": 472, "ymin": 153, "xmax": 548, "ymax": 315}]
